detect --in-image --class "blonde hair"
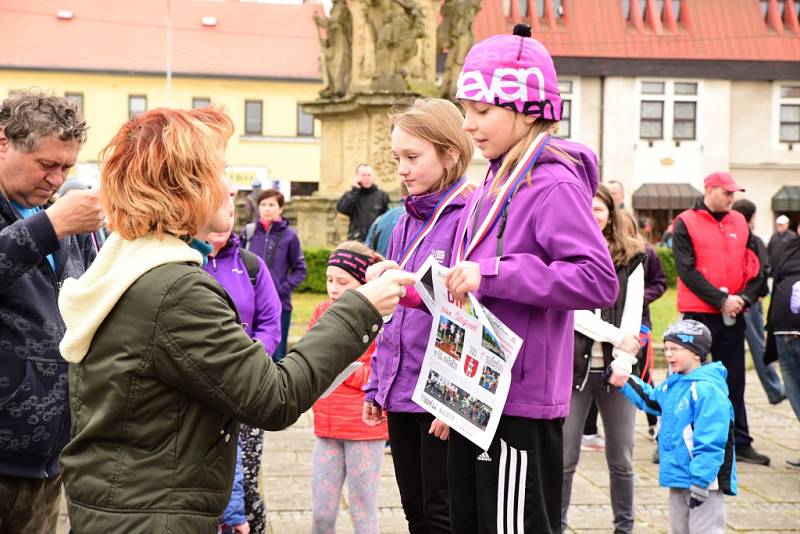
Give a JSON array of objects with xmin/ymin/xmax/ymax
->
[
  {"xmin": 389, "ymin": 98, "xmax": 473, "ymax": 194},
  {"xmin": 100, "ymin": 107, "xmax": 233, "ymax": 240},
  {"xmin": 490, "ymin": 119, "xmax": 577, "ymax": 196},
  {"xmin": 335, "ymin": 240, "xmax": 385, "ymax": 263}
]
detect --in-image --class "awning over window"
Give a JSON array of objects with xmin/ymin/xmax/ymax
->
[
  {"xmin": 631, "ymin": 183, "xmax": 701, "ymax": 211},
  {"xmin": 772, "ymin": 186, "xmax": 800, "ymax": 213}
]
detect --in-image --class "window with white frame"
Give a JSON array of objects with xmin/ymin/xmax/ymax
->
[
  {"xmin": 65, "ymin": 92, "xmax": 83, "ymax": 114},
  {"xmin": 128, "ymin": 95, "xmax": 147, "ymax": 119},
  {"xmin": 297, "ymin": 105, "xmax": 315, "ymax": 137},
  {"xmin": 638, "ymin": 80, "xmax": 699, "ymax": 143},
  {"xmin": 556, "ymin": 80, "xmax": 573, "ymax": 138},
  {"xmin": 778, "ymin": 84, "xmax": 800, "ymax": 144}
]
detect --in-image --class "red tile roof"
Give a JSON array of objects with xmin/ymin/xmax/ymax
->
[
  {"xmin": 473, "ymin": 0, "xmax": 800, "ymax": 62},
  {"xmin": 0, "ymin": 0, "xmax": 323, "ymax": 80}
]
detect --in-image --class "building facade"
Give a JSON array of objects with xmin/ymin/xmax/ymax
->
[
  {"xmin": 0, "ymin": 0, "xmax": 325, "ymax": 198},
  {"xmin": 472, "ymin": 0, "xmax": 800, "ymax": 240}
]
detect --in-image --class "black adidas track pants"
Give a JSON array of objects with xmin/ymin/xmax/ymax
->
[{"xmin": 448, "ymin": 415, "xmax": 563, "ymax": 534}]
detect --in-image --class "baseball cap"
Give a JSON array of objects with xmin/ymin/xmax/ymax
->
[
  {"xmin": 704, "ymin": 172, "xmax": 744, "ymax": 193},
  {"xmin": 776, "ymin": 215, "xmax": 790, "ymax": 225}
]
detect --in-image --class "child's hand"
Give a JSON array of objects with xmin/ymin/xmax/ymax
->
[
  {"xmin": 366, "ymin": 260, "xmax": 401, "ymax": 282},
  {"xmin": 429, "ymin": 418, "xmax": 450, "ymax": 440},
  {"xmin": 362, "ymin": 401, "xmax": 387, "ymax": 426},
  {"xmin": 606, "ymin": 367, "xmax": 630, "ymax": 388},
  {"xmin": 445, "ymin": 261, "xmax": 481, "ymax": 302},
  {"xmin": 688, "ymin": 485, "xmax": 708, "ymax": 509}
]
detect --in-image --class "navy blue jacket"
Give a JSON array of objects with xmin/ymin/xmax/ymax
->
[{"xmin": 0, "ymin": 195, "xmax": 95, "ymax": 478}]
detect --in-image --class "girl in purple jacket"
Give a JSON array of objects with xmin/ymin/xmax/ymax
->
[
  {"xmin": 362, "ymin": 98, "xmax": 474, "ymax": 533},
  {"xmin": 443, "ymin": 25, "xmax": 618, "ymax": 533},
  {"xmin": 206, "ymin": 195, "xmax": 282, "ymax": 534}
]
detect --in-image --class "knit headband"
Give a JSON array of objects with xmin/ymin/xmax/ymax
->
[{"xmin": 327, "ymin": 250, "xmax": 374, "ymax": 285}]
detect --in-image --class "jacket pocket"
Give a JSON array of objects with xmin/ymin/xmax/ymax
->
[
  {"xmin": 202, "ymin": 417, "xmax": 236, "ymax": 463},
  {"xmin": 0, "ymin": 358, "xmax": 69, "ymax": 457}
]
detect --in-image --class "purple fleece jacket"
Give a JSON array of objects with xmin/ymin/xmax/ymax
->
[
  {"xmin": 456, "ymin": 139, "xmax": 618, "ymax": 420},
  {"xmin": 203, "ymin": 234, "xmax": 282, "ymax": 355},
  {"xmin": 364, "ymin": 188, "xmax": 467, "ymax": 412},
  {"xmin": 241, "ymin": 218, "xmax": 307, "ymax": 312}
]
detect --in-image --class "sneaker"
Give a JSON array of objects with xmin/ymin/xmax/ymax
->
[
  {"xmin": 786, "ymin": 458, "xmax": 800, "ymax": 467},
  {"xmin": 581, "ymin": 434, "xmax": 605, "ymax": 452},
  {"xmin": 384, "ymin": 441, "xmax": 392, "ymax": 455},
  {"xmin": 651, "ymin": 447, "xmax": 659, "ymax": 464},
  {"xmin": 647, "ymin": 424, "xmax": 658, "ymax": 443},
  {"xmin": 736, "ymin": 445, "xmax": 771, "ymax": 466}
]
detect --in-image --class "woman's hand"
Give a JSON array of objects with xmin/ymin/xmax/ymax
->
[
  {"xmin": 362, "ymin": 401, "xmax": 387, "ymax": 426},
  {"xmin": 617, "ymin": 334, "xmax": 640, "ymax": 356},
  {"xmin": 366, "ymin": 260, "xmax": 401, "ymax": 282},
  {"xmin": 428, "ymin": 418, "xmax": 450, "ymax": 440},
  {"xmin": 444, "ymin": 261, "xmax": 481, "ymax": 303},
  {"xmin": 357, "ymin": 269, "xmax": 415, "ymax": 316}
]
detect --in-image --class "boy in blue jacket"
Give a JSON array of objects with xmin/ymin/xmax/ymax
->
[
  {"xmin": 219, "ymin": 446, "xmax": 250, "ymax": 534},
  {"xmin": 608, "ymin": 319, "xmax": 736, "ymax": 534}
]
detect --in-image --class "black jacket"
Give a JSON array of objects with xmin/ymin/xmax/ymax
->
[
  {"xmin": 573, "ymin": 253, "xmax": 645, "ymax": 390},
  {"xmin": 672, "ymin": 198, "xmax": 764, "ymax": 309},
  {"xmin": 336, "ymin": 185, "xmax": 390, "ymax": 241},
  {"xmin": 0, "ymin": 195, "xmax": 95, "ymax": 479},
  {"xmin": 767, "ymin": 238, "xmax": 800, "ymax": 333}
]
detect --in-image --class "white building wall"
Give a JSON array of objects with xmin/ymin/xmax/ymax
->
[{"xmin": 600, "ymin": 77, "xmax": 638, "ymax": 202}]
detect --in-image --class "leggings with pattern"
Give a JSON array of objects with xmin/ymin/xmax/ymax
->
[
  {"xmin": 240, "ymin": 424, "xmax": 267, "ymax": 534},
  {"xmin": 311, "ymin": 437, "xmax": 385, "ymax": 534}
]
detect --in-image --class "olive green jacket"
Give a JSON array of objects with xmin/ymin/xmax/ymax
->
[{"xmin": 60, "ymin": 262, "xmax": 382, "ymax": 533}]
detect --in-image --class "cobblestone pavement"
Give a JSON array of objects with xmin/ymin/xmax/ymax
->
[{"xmin": 58, "ymin": 369, "xmax": 800, "ymax": 532}]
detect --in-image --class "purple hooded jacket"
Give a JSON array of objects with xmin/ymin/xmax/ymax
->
[
  {"xmin": 241, "ymin": 218, "xmax": 307, "ymax": 312},
  {"xmin": 204, "ymin": 234, "xmax": 282, "ymax": 355},
  {"xmin": 455, "ymin": 139, "xmax": 618, "ymax": 420},
  {"xmin": 364, "ymin": 188, "xmax": 467, "ymax": 412}
]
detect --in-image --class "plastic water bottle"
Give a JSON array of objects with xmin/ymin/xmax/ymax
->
[{"xmin": 720, "ymin": 286, "xmax": 736, "ymax": 327}]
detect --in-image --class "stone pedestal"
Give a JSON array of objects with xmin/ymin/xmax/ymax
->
[
  {"xmin": 303, "ymin": 92, "xmax": 418, "ymax": 197},
  {"xmin": 290, "ymin": 92, "xmax": 415, "ymax": 248},
  {"xmin": 283, "ymin": 194, "xmax": 349, "ymax": 249}
]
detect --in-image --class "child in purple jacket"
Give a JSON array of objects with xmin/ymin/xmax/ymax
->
[
  {"xmin": 443, "ymin": 25, "xmax": 618, "ymax": 533},
  {"xmin": 207, "ymin": 206, "xmax": 282, "ymax": 534},
  {"xmin": 362, "ymin": 98, "xmax": 474, "ymax": 533}
]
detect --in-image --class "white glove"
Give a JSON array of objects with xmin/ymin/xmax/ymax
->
[{"xmin": 610, "ymin": 351, "xmax": 638, "ymax": 375}]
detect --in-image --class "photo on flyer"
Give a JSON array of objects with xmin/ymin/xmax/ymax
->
[{"xmin": 422, "ymin": 369, "xmax": 492, "ymax": 431}]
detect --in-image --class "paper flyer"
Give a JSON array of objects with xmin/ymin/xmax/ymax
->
[{"xmin": 411, "ymin": 257, "xmax": 522, "ymax": 450}]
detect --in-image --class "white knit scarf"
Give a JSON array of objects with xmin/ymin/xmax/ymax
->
[{"xmin": 58, "ymin": 232, "xmax": 202, "ymax": 363}]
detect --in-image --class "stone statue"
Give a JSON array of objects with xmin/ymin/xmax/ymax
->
[
  {"xmin": 438, "ymin": 0, "xmax": 482, "ymax": 100},
  {"xmin": 314, "ymin": 0, "xmax": 353, "ymax": 97},
  {"xmin": 367, "ymin": 0, "xmax": 426, "ymax": 91}
]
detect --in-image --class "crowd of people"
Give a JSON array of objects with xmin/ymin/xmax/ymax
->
[{"xmin": 1, "ymin": 22, "xmax": 798, "ymax": 534}]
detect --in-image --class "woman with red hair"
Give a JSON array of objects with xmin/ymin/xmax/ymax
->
[{"xmin": 56, "ymin": 107, "xmax": 413, "ymax": 533}]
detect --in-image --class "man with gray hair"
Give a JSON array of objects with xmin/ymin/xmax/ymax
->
[{"xmin": 0, "ymin": 90, "xmax": 102, "ymax": 532}]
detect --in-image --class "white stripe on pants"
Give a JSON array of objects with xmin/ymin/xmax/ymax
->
[{"xmin": 496, "ymin": 439, "xmax": 528, "ymax": 534}]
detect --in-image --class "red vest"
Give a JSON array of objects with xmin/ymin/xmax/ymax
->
[{"xmin": 676, "ymin": 208, "xmax": 760, "ymax": 313}]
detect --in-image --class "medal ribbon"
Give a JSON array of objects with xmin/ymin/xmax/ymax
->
[
  {"xmin": 455, "ymin": 132, "xmax": 550, "ymax": 263},
  {"xmin": 398, "ymin": 177, "xmax": 469, "ymax": 269}
]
